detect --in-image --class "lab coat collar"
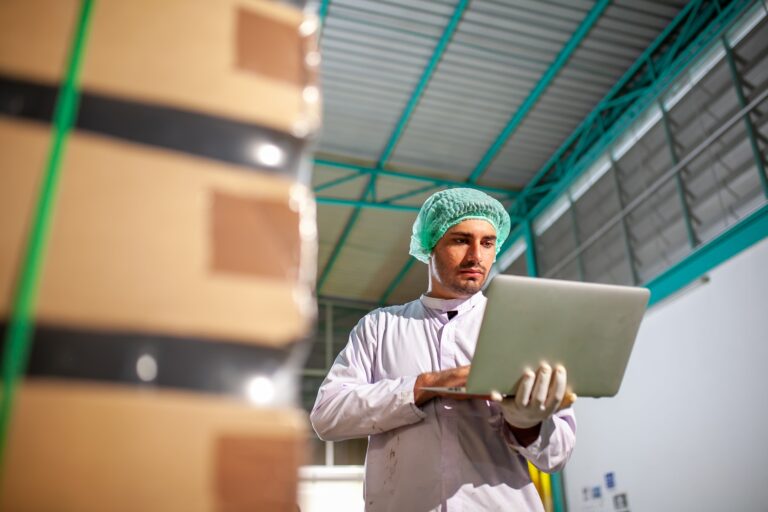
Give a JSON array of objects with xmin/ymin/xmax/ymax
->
[{"xmin": 419, "ymin": 291, "xmax": 485, "ymax": 314}]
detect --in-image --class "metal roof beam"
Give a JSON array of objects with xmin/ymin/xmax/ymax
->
[
  {"xmin": 378, "ymin": 0, "xmax": 469, "ymax": 165},
  {"xmin": 531, "ymin": 87, "xmax": 768, "ymax": 279},
  {"xmin": 317, "ymin": 0, "xmax": 468, "ymax": 296},
  {"xmin": 318, "ymin": 0, "xmax": 331, "ymax": 42},
  {"xmin": 521, "ymin": 0, "xmax": 748, "ymax": 202},
  {"xmin": 527, "ymin": 0, "xmax": 752, "ymax": 223},
  {"xmin": 379, "ymin": 258, "xmax": 417, "ymax": 305},
  {"xmin": 467, "ymin": 0, "xmax": 612, "ymax": 184},
  {"xmin": 316, "ymin": 177, "xmax": 374, "ymax": 292},
  {"xmin": 315, "ymin": 197, "xmax": 421, "ymax": 212},
  {"xmin": 494, "ymin": 0, "xmax": 754, "ymax": 275},
  {"xmin": 314, "ymin": 158, "xmax": 518, "ymax": 198}
]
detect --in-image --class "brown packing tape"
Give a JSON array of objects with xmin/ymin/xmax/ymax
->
[
  {"xmin": 81, "ymin": 0, "xmax": 308, "ymax": 133},
  {"xmin": 211, "ymin": 190, "xmax": 300, "ymax": 280},
  {"xmin": 31, "ymin": 131, "xmax": 312, "ymax": 346},
  {"xmin": 235, "ymin": 7, "xmax": 303, "ymax": 86},
  {"xmin": 0, "ymin": 0, "xmax": 79, "ymax": 82},
  {"xmin": 0, "ymin": 119, "xmax": 50, "ymax": 316},
  {"xmin": 1, "ymin": 380, "xmax": 307, "ymax": 512},
  {"xmin": 217, "ymin": 435, "xmax": 305, "ymax": 511}
]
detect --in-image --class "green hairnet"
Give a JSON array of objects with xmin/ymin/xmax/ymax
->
[{"xmin": 409, "ymin": 188, "xmax": 511, "ymax": 263}]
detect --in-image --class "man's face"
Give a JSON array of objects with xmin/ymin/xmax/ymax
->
[{"xmin": 428, "ymin": 219, "xmax": 497, "ymax": 299}]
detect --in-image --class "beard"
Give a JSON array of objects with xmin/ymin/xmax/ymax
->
[{"xmin": 432, "ymin": 258, "xmax": 487, "ymax": 297}]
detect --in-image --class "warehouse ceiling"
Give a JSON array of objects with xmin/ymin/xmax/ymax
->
[{"xmin": 309, "ymin": 0, "xmax": 735, "ymax": 306}]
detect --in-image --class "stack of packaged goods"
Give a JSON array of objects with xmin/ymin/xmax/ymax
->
[{"xmin": 0, "ymin": 0, "xmax": 319, "ymax": 510}]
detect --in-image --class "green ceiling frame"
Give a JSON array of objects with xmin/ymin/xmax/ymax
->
[
  {"xmin": 314, "ymin": 158, "xmax": 518, "ymax": 199},
  {"xmin": 492, "ymin": 0, "xmax": 753, "ymax": 270},
  {"xmin": 318, "ymin": 0, "xmax": 331, "ymax": 42},
  {"xmin": 467, "ymin": 0, "xmax": 612, "ymax": 184},
  {"xmin": 317, "ymin": 0, "xmax": 470, "ymax": 294},
  {"xmin": 493, "ymin": 0, "xmax": 759, "ymax": 285},
  {"xmin": 723, "ymin": 35, "xmax": 768, "ymax": 198},
  {"xmin": 512, "ymin": 0, "xmax": 753, "ymax": 227},
  {"xmin": 322, "ymin": 0, "xmax": 755, "ymax": 305},
  {"xmin": 316, "ymin": 197, "xmax": 421, "ymax": 212},
  {"xmin": 379, "ymin": 258, "xmax": 417, "ymax": 305}
]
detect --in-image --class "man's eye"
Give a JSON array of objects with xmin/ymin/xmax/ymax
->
[
  {"xmin": 482, "ymin": 241, "xmax": 495, "ymax": 248},
  {"xmin": 454, "ymin": 238, "xmax": 468, "ymax": 244}
]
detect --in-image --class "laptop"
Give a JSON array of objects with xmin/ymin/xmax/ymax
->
[{"xmin": 421, "ymin": 274, "xmax": 650, "ymax": 398}]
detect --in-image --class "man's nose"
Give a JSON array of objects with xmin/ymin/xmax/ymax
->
[{"xmin": 465, "ymin": 241, "xmax": 484, "ymax": 263}]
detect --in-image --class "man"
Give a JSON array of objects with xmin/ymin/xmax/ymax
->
[{"xmin": 311, "ymin": 188, "xmax": 576, "ymax": 511}]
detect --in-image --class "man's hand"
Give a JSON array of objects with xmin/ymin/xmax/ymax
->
[
  {"xmin": 414, "ymin": 366, "xmax": 470, "ymax": 406},
  {"xmin": 497, "ymin": 363, "xmax": 572, "ymax": 429}
]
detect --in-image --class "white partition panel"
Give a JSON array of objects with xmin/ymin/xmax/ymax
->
[{"xmin": 564, "ymin": 237, "xmax": 768, "ymax": 512}]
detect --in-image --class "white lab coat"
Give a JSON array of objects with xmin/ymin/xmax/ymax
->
[{"xmin": 311, "ymin": 292, "xmax": 576, "ymax": 512}]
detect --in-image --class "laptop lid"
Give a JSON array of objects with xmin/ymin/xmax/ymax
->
[{"xmin": 465, "ymin": 275, "xmax": 650, "ymax": 397}]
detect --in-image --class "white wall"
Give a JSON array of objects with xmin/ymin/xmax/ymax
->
[{"xmin": 564, "ymin": 237, "xmax": 768, "ymax": 512}]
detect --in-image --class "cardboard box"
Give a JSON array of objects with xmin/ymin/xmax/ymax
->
[
  {"xmin": 0, "ymin": 0, "xmax": 320, "ymax": 509},
  {"xmin": 1, "ymin": 381, "xmax": 307, "ymax": 512},
  {"xmin": 0, "ymin": 119, "xmax": 316, "ymax": 347},
  {"xmin": 0, "ymin": 0, "xmax": 321, "ymax": 136}
]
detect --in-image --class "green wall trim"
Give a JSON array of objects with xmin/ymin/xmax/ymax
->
[{"xmin": 646, "ymin": 203, "xmax": 768, "ymax": 306}]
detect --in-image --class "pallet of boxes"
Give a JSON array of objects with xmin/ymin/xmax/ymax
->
[{"xmin": 0, "ymin": 0, "xmax": 319, "ymax": 510}]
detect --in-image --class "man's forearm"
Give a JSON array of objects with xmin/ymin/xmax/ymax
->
[{"xmin": 312, "ymin": 376, "xmax": 426, "ymax": 441}]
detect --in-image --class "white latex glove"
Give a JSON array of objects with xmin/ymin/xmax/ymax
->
[{"xmin": 496, "ymin": 363, "xmax": 568, "ymax": 429}]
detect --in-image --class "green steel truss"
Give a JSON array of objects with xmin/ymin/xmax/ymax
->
[
  {"xmin": 495, "ymin": 0, "xmax": 756, "ymax": 263},
  {"xmin": 379, "ymin": 0, "xmax": 753, "ymax": 305},
  {"xmin": 314, "ymin": 158, "xmax": 519, "ymax": 204},
  {"xmin": 467, "ymin": 0, "xmax": 612, "ymax": 184},
  {"xmin": 509, "ymin": 0, "xmax": 765, "ymax": 297},
  {"xmin": 514, "ymin": 0, "xmax": 754, "ymax": 225}
]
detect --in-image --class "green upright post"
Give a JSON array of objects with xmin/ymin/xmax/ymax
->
[
  {"xmin": 566, "ymin": 192, "xmax": 586, "ymax": 281},
  {"xmin": 523, "ymin": 218, "xmax": 567, "ymax": 512},
  {"xmin": 551, "ymin": 472, "xmax": 567, "ymax": 512},
  {"xmin": 523, "ymin": 220, "xmax": 539, "ymax": 278},
  {"xmin": 658, "ymin": 100, "xmax": 699, "ymax": 249},
  {"xmin": 722, "ymin": 37, "xmax": 768, "ymax": 198},
  {"xmin": 609, "ymin": 156, "xmax": 641, "ymax": 285}
]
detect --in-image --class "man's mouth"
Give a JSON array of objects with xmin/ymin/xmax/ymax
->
[{"xmin": 459, "ymin": 269, "xmax": 484, "ymax": 278}]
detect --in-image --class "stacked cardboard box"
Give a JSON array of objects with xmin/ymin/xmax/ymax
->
[{"xmin": 0, "ymin": 0, "xmax": 319, "ymax": 510}]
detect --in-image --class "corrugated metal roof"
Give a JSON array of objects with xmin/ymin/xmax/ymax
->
[
  {"xmin": 389, "ymin": 0, "xmax": 594, "ymax": 178},
  {"xmin": 485, "ymin": 0, "xmax": 688, "ymax": 184},
  {"xmin": 318, "ymin": 0, "xmax": 452, "ymax": 161}
]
